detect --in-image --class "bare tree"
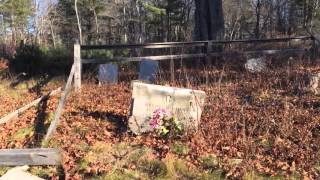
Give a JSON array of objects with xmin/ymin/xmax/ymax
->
[{"xmin": 75, "ymin": 0, "xmax": 82, "ymax": 44}]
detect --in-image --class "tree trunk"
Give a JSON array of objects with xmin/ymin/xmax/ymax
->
[
  {"xmin": 288, "ymin": 1, "xmax": 298, "ymax": 35},
  {"xmin": 194, "ymin": 0, "xmax": 224, "ymax": 78},
  {"xmin": 75, "ymin": 0, "xmax": 82, "ymax": 44},
  {"xmin": 93, "ymin": 9, "xmax": 99, "ymax": 34},
  {"xmin": 10, "ymin": 13, "xmax": 16, "ymax": 44},
  {"xmin": 49, "ymin": 20, "xmax": 56, "ymax": 48},
  {"xmin": 194, "ymin": 0, "xmax": 224, "ymax": 41},
  {"xmin": 254, "ymin": 0, "xmax": 261, "ymax": 38}
]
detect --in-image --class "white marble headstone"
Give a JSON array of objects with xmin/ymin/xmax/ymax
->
[
  {"xmin": 128, "ymin": 82, "xmax": 206, "ymax": 135},
  {"xmin": 99, "ymin": 63, "xmax": 118, "ymax": 84},
  {"xmin": 138, "ymin": 60, "xmax": 159, "ymax": 83}
]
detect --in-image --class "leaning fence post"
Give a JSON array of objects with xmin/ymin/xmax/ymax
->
[{"xmin": 74, "ymin": 43, "xmax": 81, "ymax": 91}]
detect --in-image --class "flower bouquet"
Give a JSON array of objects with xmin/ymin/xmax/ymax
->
[{"xmin": 149, "ymin": 108, "xmax": 182, "ymax": 138}]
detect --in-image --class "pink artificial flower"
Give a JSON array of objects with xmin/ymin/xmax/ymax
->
[
  {"xmin": 150, "ymin": 108, "xmax": 171, "ymax": 130},
  {"xmin": 150, "ymin": 118, "xmax": 160, "ymax": 129},
  {"xmin": 152, "ymin": 108, "xmax": 170, "ymax": 120}
]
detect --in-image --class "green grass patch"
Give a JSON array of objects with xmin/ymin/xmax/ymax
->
[
  {"xmin": 29, "ymin": 166, "xmax": 58, "ymax": 179},
  {"xmin": 127, "ymin": 148, "xmax": 147, "ymax": 164},
  {"xmin": 11, "ymin": 127, "xmax": 34, "ymax": 141},
  {"xmin": 163, "ymin": 155, "xmax": 197, "ymax": 179},
  {"xmin": 77, "ymin": 142, "xmax": 114, "ymax": 173},
  {"xmin": 199, "ymin": 154, "xmax": 220, "ymax": 170},
  {"xmin": 112, "ymin": 142, "xmax": 130, "ymax": 158},
  {"xmin": 94, "ymin": 169, "xmax": 145, "ymax": 180},
  {"xmin": 200, "ymin": 169, "xmax": 226, "ymax": 180},
  {"xmin": 41, "ymin": 138, "xmax": 61, "ymax": 148},
  {"xmin": 171, "ymin": 142, "xmax": 190, "ymax": 156},
  {"xmin": 0, "ymin": 83, "xmax": 22, "ymax": 99},
  {"xmin": 137, "ymin": 159, "xmax": 167, "ymax": 178}
]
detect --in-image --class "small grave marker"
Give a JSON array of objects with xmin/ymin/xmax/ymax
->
[
  {"xmin": 138, "ymin": 60, "xmax": 159, "ymax": 83},
  {"xmin": 128, "ymin": 82, "xmax": 206, "ymax": 135},
  {"xmin": 245, "ymin": 57, "xmax": 266, "ymax": 73},
  {"xmin": 99, "ymin": 63, "xmax": 118, "ymax": 84}
]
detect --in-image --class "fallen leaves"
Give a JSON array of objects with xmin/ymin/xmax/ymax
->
[{"xmin": 0, "ymin": 63, "xmax": 320, "ymax": 179}]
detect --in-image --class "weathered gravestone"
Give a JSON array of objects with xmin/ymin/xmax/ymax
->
[
  {"xmin": 98, "ymin": 63, "xmax": 118, "ymax": 84},
  {"xmin": 245, "ymin": 57, "xmax": 267, "ymax": 73},
  {"xmin": 306, "ymin": 72, "xmax": 320, "ymax": 95},
  {"xmin": 138, "ymin": 60, "xmax": 159, "ymax": 83},
  {"xmin": 128, "ymin": 82, "xmax": 206, "ymax": 135}
]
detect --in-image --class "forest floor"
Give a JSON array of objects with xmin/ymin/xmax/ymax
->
[{"xmin": 0, "ymin": 59, "xmax": 320, "ymax": 179}]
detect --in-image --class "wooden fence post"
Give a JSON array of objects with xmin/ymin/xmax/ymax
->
[
  {"xmin": 169, "ymin": 48, "xmax": 175, "ymax": 83},
  {"xmin": 205, "ymin": 41, "xmax": 212, "ymax": 85},
  {"xmin": 170, "ymin": 58, "xmax": 175, "ymax": 83},
  {"xmin": 74, "ymin": 43, "xmax": 81, "ymax": 91},
  {"xmin": 311, "ymin": 36, "xmax": 319, "ymax": 61}
]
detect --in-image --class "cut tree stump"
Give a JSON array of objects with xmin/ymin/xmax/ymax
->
[{"xmin": 0, "ymin": 148, "xmax": 61, "ymax": 166}]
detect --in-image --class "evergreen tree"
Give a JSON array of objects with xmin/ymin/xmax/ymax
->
[{"xmin": 0, "ymin": 0, "xmax": 34, "ymax": 44}]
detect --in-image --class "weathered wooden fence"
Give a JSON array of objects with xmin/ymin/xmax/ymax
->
[
  {"xmin": 0, "ymin": 35, "xmax": 317, "ymax": 167},
  {"xmin": 75, "ymin": 35, "xmax": 317, "ymax": 91}
]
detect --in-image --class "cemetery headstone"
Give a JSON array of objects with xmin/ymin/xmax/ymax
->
[
  {"xmin": 306, "ymin": 72, "xmax": 320, "ymax": 95},
  {"xmin": 98, "ymin": 63, "xmax": 118, "ymax": 84},
  {"xmin": 245, "ymin": 57, "xmax": 266, "ymax": 73},
  {"xmin": 128, "ymin": 82, "xmax": 206, "ymax": 135},
  {"xmin": 138, "ymin": 60, "xmax": 159, "ymax": 83}
]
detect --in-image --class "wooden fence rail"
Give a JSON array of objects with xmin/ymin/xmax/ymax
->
[
  {"xmin": 0, "ymin": 36, "xmax": 317, "ymax": 169},
  {"xmin": 0, "ymin": 88, "xmax": 62, "ymax": 125},
  {"xmin": 81, "ymin": 48, "xmax": 307, "ymax": 64},
  {"xmin": 74, "ymin": 35, "xmax": 316, "ymax": 91},
  {"xmin": 45, "ymin": 64, "xmax": 75, "ymax": 141},
  {"xmin": 81, "ymin": 36, "xmax": 313, "ymax": 50},
  {"xmin": 0, "ymin": 148, "xmax": 61, "ymax": 166}
]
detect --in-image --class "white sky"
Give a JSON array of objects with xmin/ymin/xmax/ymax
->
[{"xmin": 36, "ymin": 0, "xmax": 56, "ymax": 15}]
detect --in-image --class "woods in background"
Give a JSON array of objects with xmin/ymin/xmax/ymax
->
[{"xmin": 0, "ymin": 0, "xmax": 319, "ymax": 47}]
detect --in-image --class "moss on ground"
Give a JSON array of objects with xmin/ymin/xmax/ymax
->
[
  {"xmin": 11, "ymin": 126, "xmax": 34, "ymax": 141},
  {"xmin": 171, "ymin": 142, "xmax": 190, "ymax": 156}
]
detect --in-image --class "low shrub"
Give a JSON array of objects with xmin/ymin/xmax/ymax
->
[{"xmin": 9, "ymin": 44, "xmax": 73, "ymax": 75}]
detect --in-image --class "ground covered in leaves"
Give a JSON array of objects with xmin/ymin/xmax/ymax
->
[{"xmin": 0, "ymin": 59, "xmax": 320, "ymax": 179}]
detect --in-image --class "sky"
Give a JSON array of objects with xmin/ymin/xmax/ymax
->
[{"xmin": 36, "ymin": 0, "xmax": 57, "ymax": 15}]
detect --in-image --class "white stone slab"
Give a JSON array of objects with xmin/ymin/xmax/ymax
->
[
  {"xmin": 128, "ymin": 82, "xmax": 206, "ymax": 135},
  {"xmin": 0, "ymin": 166, "xmax": 44, "ymax": 180},
  {"xmin": 138, "ymin": 60, "xmax": 159, "ymax": 83},
  {"xmin": 98, "ymin": 63, "xmax": 118, "ymax": 84}
]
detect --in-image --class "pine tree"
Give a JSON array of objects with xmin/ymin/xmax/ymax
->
[{"xmin": 0, "ymin": 0, "xmax": 34, "ymax": 44}]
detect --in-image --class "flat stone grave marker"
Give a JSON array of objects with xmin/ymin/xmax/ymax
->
[
  {"xmin": 138, "ymin": 60, "xmax": 159, "ymax": 83},
  {"xmin": 128, "ymin": 82, "xmax": 206, "ymax": 135},
  {"xmin": 98, "ymin": 63, "xmax": 118, "ymax": 84}
]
